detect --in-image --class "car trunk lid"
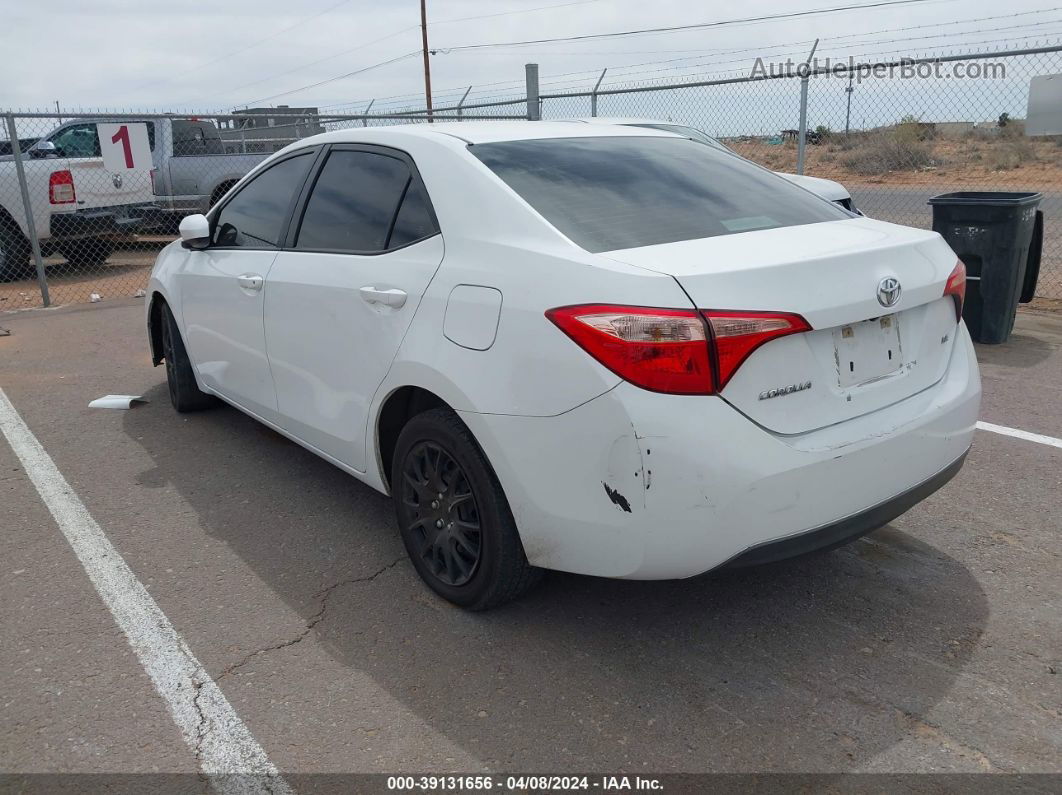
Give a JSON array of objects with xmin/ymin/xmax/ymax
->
[{"xmin": 603, "ymin": 218, "xmax": 961, "ymax": 435}]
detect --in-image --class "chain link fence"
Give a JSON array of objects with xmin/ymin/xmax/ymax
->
[
  {"xmin": 0, "ymin": 109, "xmax": 521, "ymax": 310},
  {"xmin": 540, "ymin": 46, "xmax": 1062, "ymax": 306},
  {"xmin": 2, "ymin": 45, "xmax": 1059, "ymax": 311}
]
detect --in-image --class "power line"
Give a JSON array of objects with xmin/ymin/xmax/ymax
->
[
  {"xmin": 431, "ymin": 0, "xmax": 959, "ymax": 53},
  {"xmin": 203, "ymin": 0, "xmax": 606, "ymax": 104},
  {"xmin": 240, "ymin": 51, "xmax": 423, "ymax": 107},
  {"xmin": 132, "ymin": 0, "xmax": 355, "ymax": 92},
  {"xmin": 326, "ymin": 5, "xmax": 1054, "ymax": 110}
]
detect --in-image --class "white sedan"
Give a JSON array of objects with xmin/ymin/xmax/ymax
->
[{"xmin": 147, "ymin": 122, "xmax": 979, "ymax": 610}]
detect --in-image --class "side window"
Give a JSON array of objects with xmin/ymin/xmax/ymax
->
[
  {"xmin": 49, "ymin": 123, "xmax": 101, "ymax": 158},
  {"xmin": 388, "ymin": 179, "xmax": 438, "ymax": 249},
  {"xmin": 212, "ymin": 153, "xmax": 313, "ymax": 248},
  {"xmin": 296, "ymin": 150, "xmax": 412, "ymax": 253}
]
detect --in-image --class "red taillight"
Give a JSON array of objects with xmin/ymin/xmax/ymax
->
[
  {"xmin": 702, "ymin": 310, "xmax": 811, "ymax": 391},
  {"xmin": 546, "ymin": 304, "xmax": 810, "ymax": 395},
  {"xmin": 49, "ymin": 170, "xmax": 76, "ymax": 204},
  {"xmin": 944, "ymin": 259, "xmax": 966, "ymax": 322},
  {"xmin": 546, "ymin": 304, "xmax": 714, "ymax": 394}
]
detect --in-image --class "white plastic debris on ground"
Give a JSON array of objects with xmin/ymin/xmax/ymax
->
[
  {"xmin": 88, "ymin": 395, "xmax": 147, "ymax": 409},
  {"xmin": 90, "ymin": 293, "xmax": 102, "ymax": 303}
]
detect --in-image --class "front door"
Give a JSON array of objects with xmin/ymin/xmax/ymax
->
[
  {"xmin": 263, "ymin": 146, "xmax": 443, "ymax": 470},
  {"xmin": 179, "ymin": 150, "xmax": 316, "ymax": 420}
]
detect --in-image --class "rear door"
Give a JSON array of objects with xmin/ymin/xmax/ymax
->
[
  {"xmin": 47, "ymin": 122, "xmax": 154, "ymax": 209},
  {"xmin": 179, "ymin": 149, "xmax": 317, "ymax": 419},
  {"xmin": 263, "ymin": 144, "xmax": 444, "ymax": 471}
]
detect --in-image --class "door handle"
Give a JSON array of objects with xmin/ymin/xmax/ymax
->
[
  {"xmin": 237, "ymin": 274, "xmax": 264, "ymax": 292},
  {"xmin": 359, "ymin": 286, "xmax": 407, "ymax": 308}
]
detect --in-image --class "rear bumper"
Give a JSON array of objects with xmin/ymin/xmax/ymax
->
[
  {"xmin": 724, "ymin": 450, "xmax": 967, "ymax": 568},
  {"xmin": 461, "ymin": 322, "xmax": 981, "ymax": 580},
  {"xmin": 50, "ymin": 202, "xmax": 161, "ymax": 241}
]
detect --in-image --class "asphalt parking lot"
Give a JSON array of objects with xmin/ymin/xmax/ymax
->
[{"xmin": 1, "ymin": 299, "xmax": 1060, "ymax": 789}]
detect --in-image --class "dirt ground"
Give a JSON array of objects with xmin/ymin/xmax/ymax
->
[{"xmin": 731, "ymin": 133, "xmax": 1062, "ymax": 188}]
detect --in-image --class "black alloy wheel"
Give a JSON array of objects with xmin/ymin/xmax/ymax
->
[{"xmin": 400, "ymin": 440, "xmax": 482, "ymax": 586}]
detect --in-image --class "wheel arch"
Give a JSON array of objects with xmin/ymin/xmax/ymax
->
[
  {"xmin": 0, "ymin": 202, "xmax": 30, "ymax": 245},
  {"xmin": 147, "ymin": 290, "xmax": 168, "ymax": 366},
  {"xmin": 375, "ymin": 385, "xmax": 449, "ymax": 492}
]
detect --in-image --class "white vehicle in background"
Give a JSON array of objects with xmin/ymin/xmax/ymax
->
[
  {"xmin": 147, "ymin": 122, "xmax": 978, "ymax": 610},
  {"xmin": 571, "ymin": 117, "xmax": 861, "ymax": 213},
  {"xmin": 0, "ymin": 119, "xmax": 158, "ymax": 281}
]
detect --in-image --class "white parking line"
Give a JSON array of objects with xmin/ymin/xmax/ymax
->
[
  {"xmin": 977, "ymin": 420, "xmax": 1062, "ymax": 450},
  {"xmin": 0, "ymin": 388, "xmax": 290, "ymax": 795}
]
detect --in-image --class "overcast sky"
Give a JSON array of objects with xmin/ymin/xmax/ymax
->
[{"xmin": 4, "ymin": 0, "xmax": 1061, "ymax": 113}]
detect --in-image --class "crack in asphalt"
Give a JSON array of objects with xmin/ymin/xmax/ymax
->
[
  {"xmin": 190, "ymin": 675, "xmax": 210, "ymax": 789},
  {"xmin": 216, "ymin": 556, "xmax": 405, "ymax": 683}
]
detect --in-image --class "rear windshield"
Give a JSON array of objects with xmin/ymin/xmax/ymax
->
[{"xmin": 471, "ymin": 136, "xmax": 850, "ymax": 253}]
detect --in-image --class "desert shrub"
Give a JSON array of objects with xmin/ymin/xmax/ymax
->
[
  {"xmin": 989, "ymin": 138, "xmax": 1037, "ymax": 170},
  {"xmin": 839, "ymin": 133, "xmax": 933, "ymax": 175},
  {"xmin": 998, "ymin": 119, "xmax": 1027, "ymax": 139}
]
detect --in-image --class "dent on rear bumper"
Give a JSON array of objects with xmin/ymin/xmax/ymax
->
[{"xmin": 461, "ymin": 323, "xmax": 981, "ymax": 580}]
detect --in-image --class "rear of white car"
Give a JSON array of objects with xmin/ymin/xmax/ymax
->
[{"xmin": 452, "ymin": 131, "xmax": 979, "ymax": 579}]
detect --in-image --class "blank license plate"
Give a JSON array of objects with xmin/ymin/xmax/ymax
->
[{"xmin": 833, "ymin": 314, "xmax": 903, "ymax": 388}]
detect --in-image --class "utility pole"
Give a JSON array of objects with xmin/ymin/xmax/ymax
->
[
  {"xmin": 420, "ymin": 0, "xmax": 433, "ymax": 122},
  {"xmin": 844, "ymin": 72, "xmax": 854, "ymax": 137}
]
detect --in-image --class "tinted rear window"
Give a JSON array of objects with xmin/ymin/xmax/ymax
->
[{"xmin": 471, "ymin": 136, "xmax": 850, "ymax": 253}]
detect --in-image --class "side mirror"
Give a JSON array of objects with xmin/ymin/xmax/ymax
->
[
  {"xmin": 179, "ymin": 214, "xmax": 210, "ymax": 250},
  {"xmin": 29, "ymin": 141, "xmax": 57, "ymax": 158}
]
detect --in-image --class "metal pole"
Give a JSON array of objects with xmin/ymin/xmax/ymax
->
[
  {"xmin": 4, "ymin": 113, "xmax": 49, "ymax": 307},
  {"xmin": 457, "ymin": 86, "xmax": 472, "ymax": 119},
  {"xmin": 844, "ymin": 72, "xmax": 854, "ymax": 137},
  {"xmin": 362, "ymin": 99, "xmax": 374, "ymax": 127},
  {"xmin": 525, "ymin": 63, "xmax": 540, "ymax": 121},
  {"xmin": 795, "ymin": 39, "xmax": 818, "ymax": 176},
  {"xmin": 420, "ymin": 0, "xmax": 433, "ymax": 122},
  {"xmin": 590, "ymin": 68, "xmax": 607, "ymax": 117}
]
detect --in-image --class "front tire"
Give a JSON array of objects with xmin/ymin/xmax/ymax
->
[
  {"xmin": 159, "ymin": 302, "xmax": 216, "ymax": 412},
  {"xmin": 392, "ymin": 408, "xmax": 541, "ymax": 610}
]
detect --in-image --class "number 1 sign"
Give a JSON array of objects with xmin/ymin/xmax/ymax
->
[{"xmin": 98, "ymin": 123, "xmax": 152, "ymax": 172}]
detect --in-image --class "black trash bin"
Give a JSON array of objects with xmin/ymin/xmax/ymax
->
[{"xmin": 928, "ymin": 191, "xmax": 1043, "ymax": 344}]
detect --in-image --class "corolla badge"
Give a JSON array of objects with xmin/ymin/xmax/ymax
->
[
  {"xmin": 877, "ymin": 276, "xmax": 901, "ymax": 307},
  {"xmin": 759, "ymin": 380, "xmax": 812, "ymax": 400}
]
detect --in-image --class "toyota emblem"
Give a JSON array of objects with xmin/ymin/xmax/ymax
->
[
  {"xmin": 877, "ymin": 276, "xmax": 901, "ymax": 308},
  {"xmin": 112, "ymin": 173, "xmax": 123, "ymax": 189}
]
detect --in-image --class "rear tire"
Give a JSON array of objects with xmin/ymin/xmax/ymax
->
[
  {"xmin": 59, "ymin": 239, "xmax": 114, "ymax": 267},
  {"xmin": 159, "ymin": 302, "xmax": 216, "ymax": 412},
  {"xmin": 392, "ymin": 407, "xmax": 541, "ymax": 610},
  {"xmin": 0, "ymin": 223, "xmax": 33, "ymax": 282}
]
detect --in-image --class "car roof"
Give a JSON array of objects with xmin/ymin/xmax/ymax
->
[
  {"xmin": 293, "ymin": 120, "xmax": 683, "ymax": 147},
  {"xmin": 566, "ymin": 117, "xmax": 685, "ymax": 127}
]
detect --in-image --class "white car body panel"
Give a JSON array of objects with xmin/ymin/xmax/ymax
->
[
  {"xmin": 148, "ymin": 121, "xmax": 979, "ymax": 580},
  {"xmin": 263, "ymin": 236, "xmax": 445, "ymax": 471},
  {"xmin": 774, "ymin": 172, "xmax": 851, "ymax": 203},
  {"xmin": 178, "ymin": 246, "xmax": 280, "ymax": 419}
]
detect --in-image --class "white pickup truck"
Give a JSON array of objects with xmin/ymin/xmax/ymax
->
[
  {"xmin": 0, "ymin": 115, "xmax": 317, "ymax": 281},
  {"xmin": 0, "ymin": 119, "xmax": 159, "ymax": 281}
]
